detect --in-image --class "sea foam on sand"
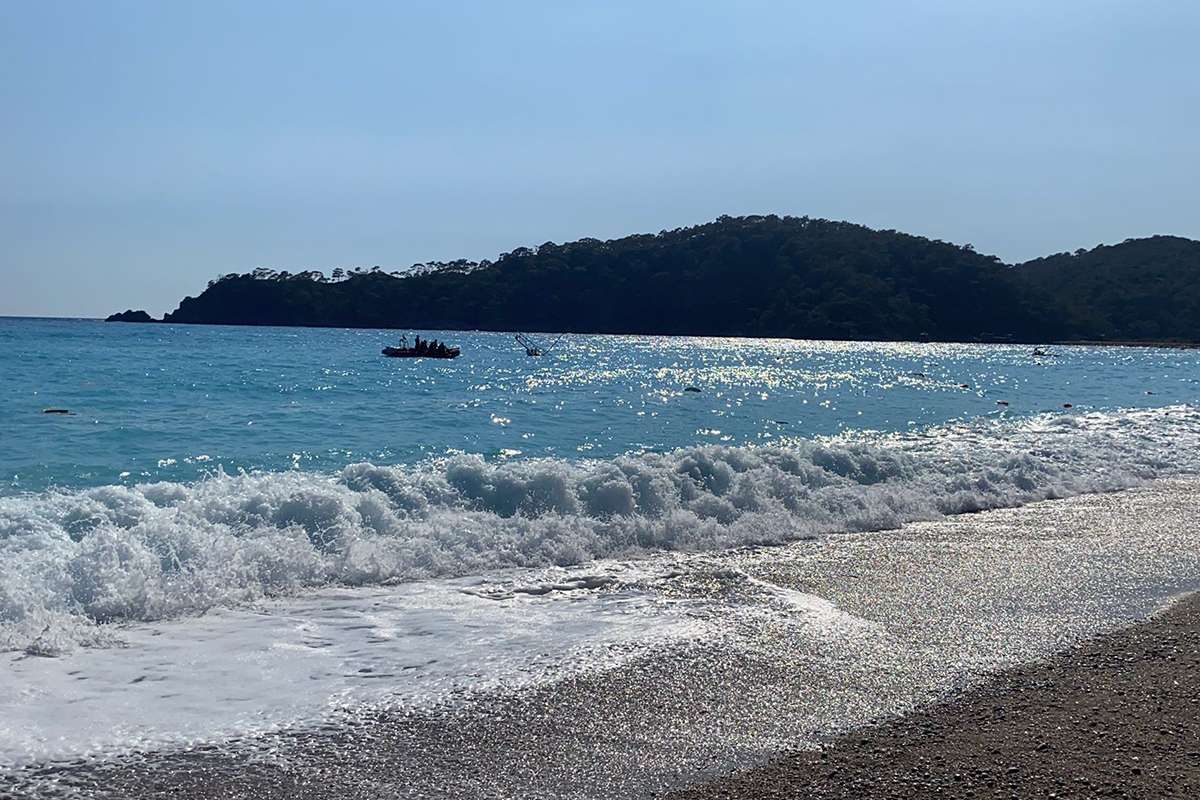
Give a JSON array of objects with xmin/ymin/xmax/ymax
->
[{"xmin": 3, "ymin": 481, "xmax": 1199, "ymax": 794}]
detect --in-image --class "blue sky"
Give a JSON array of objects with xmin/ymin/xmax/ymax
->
[{"xmin": 2, "ymin": 0, "xmax": 1198, "ymax": 317}]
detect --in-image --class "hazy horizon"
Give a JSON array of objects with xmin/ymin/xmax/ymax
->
[{"xmin": 3, "ymin": 0, "xmax": 1199, "ymax": 317}]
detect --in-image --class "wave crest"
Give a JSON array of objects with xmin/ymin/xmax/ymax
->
[{"xmin": 2, "ymin": 406, "xmax": 1197, "ymax": 651}]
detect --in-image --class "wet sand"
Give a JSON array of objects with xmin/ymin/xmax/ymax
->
[
  {"xmin": 673, "ymin": 592, "xmax": 1200, "ymax": 800},
  {"xmin": 14, "ymin": 595, "xmax": 1199, "ymax": 800}
]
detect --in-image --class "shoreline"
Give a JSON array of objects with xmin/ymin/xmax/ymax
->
[
  {"xmin": 4, "ymin": 484, "xmax": 1200, "ymax": 799},
  {"xmin": 672, "ymin": 591, "xmax": 1200, "ymax": 799},
  {"xmin": 12, "ymin": 591, "xmax": 1199, "ymax": 799}
]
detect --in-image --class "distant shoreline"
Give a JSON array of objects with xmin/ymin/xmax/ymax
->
[
  {"xmin": 1054, "ymin": 339, "xmax": 1200, "ymax": 349},
  {"xmin": 12, "ymin": 315, "xmax": 1200, "ymax": 349},
  {"xmin": 101, "ymin": 218, "xmax": 1200, "ymax": 345}
]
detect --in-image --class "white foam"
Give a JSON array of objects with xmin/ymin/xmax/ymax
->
[
  {"xmin": 0, "ymin": 574, "xmax": 699, "ymax": 764},
  {"xmin": 1, "ymin": 406, "xmax": 1198, "ymax": 652}
]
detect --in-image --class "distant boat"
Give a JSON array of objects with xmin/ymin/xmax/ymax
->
[
  {"xmin": 382, "ymin": 345, "xmax": 460, "ymax": 359},
  {"xmin": 382, "ymin": 335, "xmax": 460, "ymax": 359}
]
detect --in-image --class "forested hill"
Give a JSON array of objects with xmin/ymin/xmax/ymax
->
[
  {"xmin": 1014, "ymin": 236, "xmax": 1200, "ymax": 342},
  {"xmin": 141, "ymin": 216, "xmax": 1199, "ymax": 343}
]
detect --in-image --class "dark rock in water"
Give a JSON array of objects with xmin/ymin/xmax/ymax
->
[{"xmin": 105, "ymin": 309, "xmax": 156, "ymax": 323}]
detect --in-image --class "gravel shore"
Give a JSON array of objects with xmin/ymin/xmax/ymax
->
[{"xmin": 673, "ymin": 592, "xmax": 1200, "ymax": 800}]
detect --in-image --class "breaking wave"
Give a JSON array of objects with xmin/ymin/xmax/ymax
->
[{"xmin": 2, "ymin": 406, "xmax": 1198, "ymax": 652}]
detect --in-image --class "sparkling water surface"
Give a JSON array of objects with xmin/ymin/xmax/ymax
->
[{"xmin": 3, "ymin": 317, "xmax": 1196, "ymax": 494}]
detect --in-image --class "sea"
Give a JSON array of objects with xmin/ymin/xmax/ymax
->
[{"xmin": 2, "ymin": 317, "xmax": 1199, "ymax": 780}]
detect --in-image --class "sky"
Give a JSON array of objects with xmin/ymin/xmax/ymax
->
[{"xmin": 2, "ymin": 0, "xmax": 1198, "ymax": 318}]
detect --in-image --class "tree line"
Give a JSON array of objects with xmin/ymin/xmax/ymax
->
[{"xmin": 117, "ymin": 215, "xmax": 1199, "ymax": 343}]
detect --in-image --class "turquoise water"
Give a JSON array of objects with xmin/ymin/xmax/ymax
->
[{"xmin": 3, "ymin": 317, "xmax": 1197, "ymax": 494}]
